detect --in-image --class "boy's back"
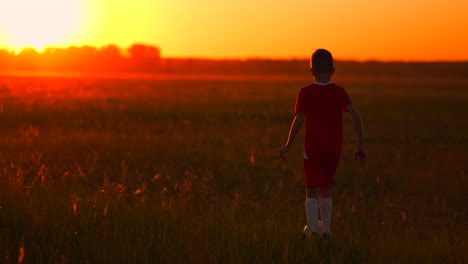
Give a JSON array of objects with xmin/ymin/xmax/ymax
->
[
  {"xmin": 279, "ymin": 49, "xmax": 365, "ymax": 238},
  {"xmin": 295, "ymin": 83, "xmax": 351, "ymax": 159}
]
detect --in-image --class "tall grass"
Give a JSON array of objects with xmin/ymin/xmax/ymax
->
[{"xmin": 0, "ymin": 75, "xmax": 466, "ymax": 263}]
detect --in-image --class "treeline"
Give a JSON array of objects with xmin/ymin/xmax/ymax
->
[
  {"xmin": 0, "ymin": 44, "xmax": 467, "ymax": 78},
  {"xmin": 0, "ymin": 44, "xmax": 161, "ymax": 72}
]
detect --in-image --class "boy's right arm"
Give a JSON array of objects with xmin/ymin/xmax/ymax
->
[
  {"xmin": 346, "ymin": 104, "xmax": 366, "ymax": 167},
  {"xmin": 279, "ymin": 112, "xmax": 305, "ymax": 160}
]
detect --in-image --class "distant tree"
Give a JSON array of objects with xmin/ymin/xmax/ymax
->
[
  {"xmin": 64, "ymin": 46, "xmax": 100, "ymax": 71},
  {"xmin": 17, "ymin": 47, "xmax": 39, "ymax": 57},
  {"xmin": 40, "ymin": 47, "xmax": 64, "ymax": 70},
  {"xmin": 15, "ymin": 47, "xmax": 40, "ymax": 70},
  {"xmin": 98, "ymin": 45, "xmax": 124, "ymax": 71},
  {"xmin": 99, "ymin": 44, "xmax": 122, "ymax": 59},
  {"xmin": 0, "ymin": 49, "xmax": 14, "ymax": 57},
  {"xmin": 69, "ymin": 46, "xmax": 99, "ymax": 59},
  {"xmin": 0, "ymin": 49, "xmax": 14, "ymax": 69},
  {"xmin": 126, "ymin": 44, "xmax": 161, "ymax": 72},
  {"xmin": 127, "ymin": 44, "xmax": 160, "ymax": 59}
]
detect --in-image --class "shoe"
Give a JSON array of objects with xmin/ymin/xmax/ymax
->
[
  {"xmin": 321, "ymin": 232, "xmax": 332, "ymax": 241},
  {"xmin": 302, "ymin": 225, "xmax": 319, "ymax": 239}
]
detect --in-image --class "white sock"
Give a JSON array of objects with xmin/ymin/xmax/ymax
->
[
  {"xmin": 305, "ymin": 198, "xmax": 319, "ymax": 233},
  {"xmin": 319, "ymin": 198, "xmax": 332, "ymax": 234}
]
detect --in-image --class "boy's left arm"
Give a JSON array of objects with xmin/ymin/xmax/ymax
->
[
  {"xmin": 346, "ymin": 104, "xmax": 366, "ymax": 167},
  {"xmin": 279, "ymin": 112, "xmax": 305, "ymax": 160}
]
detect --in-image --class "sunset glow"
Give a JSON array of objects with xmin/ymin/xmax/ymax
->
[
  {"xmin": 0, "ymin": 0, "xmax": 83, "ymax": 51},
  {"xmin": 0, "ymin": 0, "xmax": 467, "ymax": 60}
]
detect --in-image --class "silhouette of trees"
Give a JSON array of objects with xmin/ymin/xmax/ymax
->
[
  {"xmin": 15, "ymin": 48, "xmax": 40, "ymax": 70},
  {"xmin": 127, "ymin": 44, "xmax": 161, "ymax": 71},
  {"xmin": 128, "ymin": 44, "xmax": 160, "ymax": 59},
  {"xmin": 0, "ymin": 44, "xmax": 466, "ymax": 79},
  {"xmin": 0, "ymin": 49, "xmax": 14, "ymax": 69},
  {"xmin": 98, "ymin": 44, "xmax": 124, "ymax": 71}
]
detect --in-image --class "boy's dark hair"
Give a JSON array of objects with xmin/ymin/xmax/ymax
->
[{"xmin": 310, "ymin": 49, "xmax": 334, "ymax": 73}]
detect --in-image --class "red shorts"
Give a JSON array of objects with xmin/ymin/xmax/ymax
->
[{"xmin": 304, "ymin": 158, "xmax": 339, "ymax": 188}]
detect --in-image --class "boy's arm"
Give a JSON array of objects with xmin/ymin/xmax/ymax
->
[
  {"xmin": 346, "ymin": 104, "xmax": 366, "ymax": 167},
  {"xmin": 279, "ymin": 112, "xmax": 305, "ymax": 160}
]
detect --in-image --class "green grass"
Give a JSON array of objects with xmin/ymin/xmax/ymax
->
[{"xmin": 0, "ymin": 74, "xmax": 466, "ymax": 263}]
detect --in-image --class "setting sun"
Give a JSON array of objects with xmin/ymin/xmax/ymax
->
[{"xmin": 0, "ymin": 0, "xmax": 82, "ymax": 51}]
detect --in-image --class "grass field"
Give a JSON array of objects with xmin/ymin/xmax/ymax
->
[{"xmin": 0, "ymin": 74, "xmax": 466, "ymax": 263}]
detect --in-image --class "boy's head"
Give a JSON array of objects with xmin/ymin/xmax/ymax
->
[{"xmin": 310, "ymin": 49, "xmax": 334, "ymax": 74}]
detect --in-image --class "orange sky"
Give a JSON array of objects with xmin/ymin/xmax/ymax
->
[{"xmin": 0, "ymin": 0, "xmax": 467, "ymax": 61}]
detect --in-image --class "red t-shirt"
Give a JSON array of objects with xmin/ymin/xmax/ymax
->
[{"xmin": 295, "ymin": 82, "xmax": 352, "ymax": 160}]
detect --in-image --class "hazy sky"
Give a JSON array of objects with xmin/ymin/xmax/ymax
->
[{"xmin": 0, "ymin": 0, "xmax": 467, "ymax": 60}]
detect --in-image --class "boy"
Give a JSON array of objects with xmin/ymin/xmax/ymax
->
[{"xmin": 279, "ymin": 49, "xmax": 366, "ymax": 239}]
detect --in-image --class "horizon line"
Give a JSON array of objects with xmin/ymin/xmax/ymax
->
[{"xmin": 1, "ymin": 44, "xmax": 467, "ymax": 63}]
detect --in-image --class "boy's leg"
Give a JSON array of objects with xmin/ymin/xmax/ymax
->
[
  {"xmin": 305, "ymin": 188, "xmax": 319, "ymax": 233},
  {"xmin": 319, "ymin": 184, "xmax": 332, "ymax": 234}
]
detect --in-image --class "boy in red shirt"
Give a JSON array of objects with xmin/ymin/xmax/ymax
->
[{"xmin": 279, "ymin": 49, "xmax": 366, "ymax": 239}]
